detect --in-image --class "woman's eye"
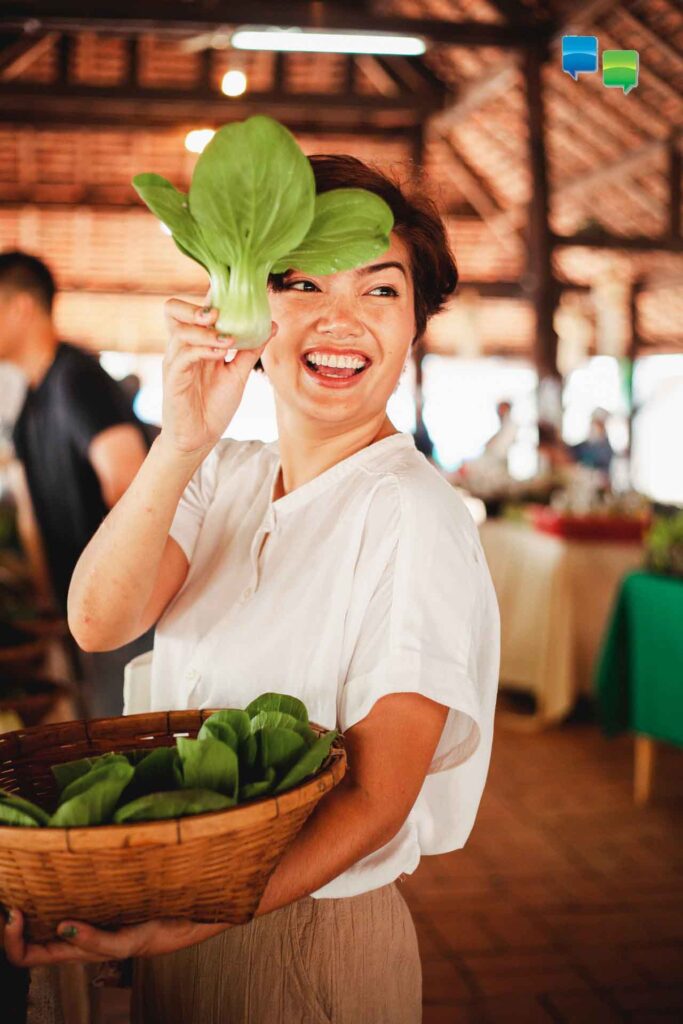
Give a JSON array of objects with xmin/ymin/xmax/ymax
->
[
  {"xmin": 368, "ymin": 285, "xmax": 399, "ymax": 297},
  {"xmin": 285, "ymin": 279, "xmax": 320, "ymax": 292}
]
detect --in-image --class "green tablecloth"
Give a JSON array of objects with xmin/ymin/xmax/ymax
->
[{"xmin": 595, "ymin": 570, "xmax": 683, "ymax": 746}]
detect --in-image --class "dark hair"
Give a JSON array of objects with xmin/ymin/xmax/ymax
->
[
  {"xmin": 254, "ymin": 154, "xmax": 458, "ymax": 371},
  {"xmin": 0, "ymin": 250, "xmax": 56, "ymax": 314}
]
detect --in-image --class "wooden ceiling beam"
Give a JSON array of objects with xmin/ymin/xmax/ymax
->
[
  {"xmin": 552, "ymin": 231, "xmax": 683, "ymax": 253},
  {"xmin": 2, "ymin": 4, "xmax": 553, "ymax": 48},
  {"xmin": 0, "ymin": 82, "xmax": 439, "ymax": 129},
  {"xmin": 614, "ymin": 5, "xmax": 683, "ymax": 78},
  {"xmin": 0, "ymin": 28, "xmax": 59, "ymax": 80},
  {"xmin": 432, "ymin": 0, "xmax": 620, "ymax": 131}
]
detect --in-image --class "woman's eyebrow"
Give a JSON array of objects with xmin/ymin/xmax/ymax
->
[{"xmin": 355, "ymin": 261, "xmax": 407, "ymax": 278}]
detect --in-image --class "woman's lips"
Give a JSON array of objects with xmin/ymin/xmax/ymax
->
[{"xmin": 299, "ymin": 356, "xmax": 370, "ymax": 389}]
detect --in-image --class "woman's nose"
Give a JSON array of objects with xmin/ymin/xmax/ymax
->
[{"xmin": 315, "ymin": 298, "xmax": 363, "ymax": 338}]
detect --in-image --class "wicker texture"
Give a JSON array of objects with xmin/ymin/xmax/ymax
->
[{"xmin": 0, "ymin": 710, "xmax": 346, "ymax": 941}]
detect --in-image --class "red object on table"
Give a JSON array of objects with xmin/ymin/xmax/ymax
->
[{"xmin": 529, "ymin": 506, "xmax": 650, "ymax": 542}]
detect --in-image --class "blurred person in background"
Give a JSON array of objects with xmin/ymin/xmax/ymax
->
[
  {"xmin": 571, "ymin": 408, "xmax": 614, "ymax": 475},
  {"xmin": 483, "ymin": 399, "xmax": 517, "ymax": 468},
  {"xmin": 537, "ymin": 420, "xmax": 575, "ymax": 476},
  {"xmin": 0, "ymin": 250, "xmax": 154, "ymax": 717}
]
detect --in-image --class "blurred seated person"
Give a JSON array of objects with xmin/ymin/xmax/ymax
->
[
  {"xmin": 0, "ymin": 250, "xmax": 154, "ymax": 717},
  {"xmin": 571, "ymin": 409, "xmax": 614, "ymax": 474},
  {"xmin": 537, "ymin": 420, "xmax": 575, "ymax": 476},
  {"xmin": 483, "ymin": 400, "xmax": 517, "ymax": 467}
]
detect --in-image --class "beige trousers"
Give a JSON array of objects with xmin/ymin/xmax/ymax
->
[{"xmin": 131, "ymin": 883, "xmax": 422, "ymax": 1023}]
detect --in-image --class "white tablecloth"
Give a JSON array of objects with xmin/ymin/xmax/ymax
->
[{"xmin": 479, "ymin": 519, "xmax": 644, "ymax": 722}]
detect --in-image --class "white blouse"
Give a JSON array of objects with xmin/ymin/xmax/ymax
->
[{"xmin": 150, "ymin": 432, "xmax": 500, "ymax": 899}]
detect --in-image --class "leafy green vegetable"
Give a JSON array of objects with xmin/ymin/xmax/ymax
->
[
  {"xmin": 133, "ymin": 115, "xmax": 393, "ymax": 348},
  {"xmin": 250, "ymin": 710, "xmax": 316, "ymax": 748},
  {"xmin": 239, "ymin": 767, "xmax": 277, "ymax": 802},
  {"xmin": 198, "ymin": 709, "xmax": 251, "ymax": 749},
  {"xmin": 177, "ymin": 737, "xmax": 238, "ymax": 799},
  {"xmin": 274, "ymin": 731, "xmax": 338, "ymax": 794},
  {"xmin": 271, "ymin": 189, "xmax": 394, "ymax": 275},
  {"xmin": 113, "ymin": 789, "xmax": 234, "ymax": 824},
  {"xmin": 51, "ymin": 751, "xmax": 126, "ymax": 794},
  {"xmin": 246, "ymin": 693, "xmax": 309, "ymax": 724},
  {"xmin": 0, "ymin": 789, "xmax": 50, "ymax": 827},
  {"xmin": 121, "ymin": 746, "xmax": 182, "ymax": 804},
  {"xmin": 50, "ymin": 761, "xmax": 134, "ymax": 827},
  {"xmin": 257, "ymin": 728, "xmax": 307, "ymax": 778}
]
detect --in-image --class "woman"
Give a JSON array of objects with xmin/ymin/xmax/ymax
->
[{"xmin": 5, "ymin": 156, "xmax": 499, "ymax": 1023}]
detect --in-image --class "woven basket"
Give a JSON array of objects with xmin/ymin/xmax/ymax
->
[{"xmin": 0, "ymin": 710, "xmax": 346, "ymax": 941}]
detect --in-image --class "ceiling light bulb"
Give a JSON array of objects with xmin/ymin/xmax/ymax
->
[
  {"xmin": 231, "ymin": 27, "xmax": 426, "ymax": 56},
  {"xmin": 184, "ymin": 128, "xmax": 215, "ymax": 153},
  {"xmin": 221, "ymin": 69, "xmax": 248, "ymax": 97}
]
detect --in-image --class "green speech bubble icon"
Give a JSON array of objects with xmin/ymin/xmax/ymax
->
[{"xmin": 602, "ymin": 49, "xmax": 639, "ymax": 94}]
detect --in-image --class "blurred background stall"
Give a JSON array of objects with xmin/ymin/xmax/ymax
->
[{"xmin": 0, "ymin": 2, "xmax": 681, "ymax": 1022}]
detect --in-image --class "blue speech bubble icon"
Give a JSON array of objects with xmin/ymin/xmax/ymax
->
[{"xmin": 562, "ymin": 35, "xmax": 598, "ymax": 80}]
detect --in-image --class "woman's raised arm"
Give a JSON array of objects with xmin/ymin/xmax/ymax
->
[{"xmin": 67, "ymin": 297, "xmax": 272, "ymax": 652}]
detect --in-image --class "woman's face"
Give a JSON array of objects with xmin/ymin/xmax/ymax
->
[{"xmin": 263, "ymin": 232, "xmax": 416, "ymax": 431}]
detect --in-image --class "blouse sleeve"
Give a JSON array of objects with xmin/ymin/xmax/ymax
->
[
  {"xmin": 338, "ymin": 473, "xmax": 493, "ymax": 775},
  {"xmin": 167, "ymin": 445, "xmax": 220, "ymax": 563}
]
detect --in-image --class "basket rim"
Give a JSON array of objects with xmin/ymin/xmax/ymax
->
[{"xmin": 0, "ymin": 710, "xmax": 346, "ymax": 852}]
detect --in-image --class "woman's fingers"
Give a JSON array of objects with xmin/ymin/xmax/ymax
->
[{"xmin": 164, "ymin": 296, "xmax": 217, "ymax": 329}]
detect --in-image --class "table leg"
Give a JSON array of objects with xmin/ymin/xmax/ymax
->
[{"xmin": 634, "ymin": 734, "xmax": 656, "ymax": 805}]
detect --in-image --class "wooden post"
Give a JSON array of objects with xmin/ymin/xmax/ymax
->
[
  {"xmin": 634, "ymin": 734, "xmax": 656, "ymax": 805},
  {"xmin": 669, "ymin": 134, "xmax": 681, "ymax": 239},
  {"xmin": 522, "ymin": 43, "xmax": 559, "ymax": 383}
]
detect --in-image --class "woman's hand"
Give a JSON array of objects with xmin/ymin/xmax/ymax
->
[
  {"xmin": 161, "ymin": 293, "xmax": 276, "ymax": 456},
  {"xmin": 2, "ymin": 908, "xmax": 231, "ymax": 966}
]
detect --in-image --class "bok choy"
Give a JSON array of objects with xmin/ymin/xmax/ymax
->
[{"xmin": 132, "ymin": 115, "xmax": 394, "ymax": 347}]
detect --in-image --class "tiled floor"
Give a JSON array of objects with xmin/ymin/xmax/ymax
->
[
  {"xmin": 96, "ymin": 706, "xmax": 683, "ymax": 1023},
  {"xmin": 402, "ymin": 704, "xmax": 683, "ymax": 1023}
]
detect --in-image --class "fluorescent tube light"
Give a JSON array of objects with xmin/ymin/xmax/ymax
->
[{"xmin": 231, "ymin": 27, "xmax": 426, "ymax": 56}]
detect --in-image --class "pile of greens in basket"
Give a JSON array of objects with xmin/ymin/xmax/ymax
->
[
  {"xmin": 0, "ymin": 694, "xmax": 337, "ymax": 828},
  {"xmin": 132, "ymin": 114, "xmax": 394, "ymax": 347}
]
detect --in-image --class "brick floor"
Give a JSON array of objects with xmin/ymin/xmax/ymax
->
[
  {"xmin": 400, "ymin": 704, "xmax": 683, "ymax": 1023},
  {"xmin": 96, "ymin": 707, "xmax": 682, "ymax": 1023}
]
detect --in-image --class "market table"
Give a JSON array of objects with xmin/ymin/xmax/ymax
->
[
  {"xmin": 479, "ymin": 519, "xmax": 644, "ymax": 725},
  {"xmin": 595, "ymin": 570, "xmax": 683, "ymax": 803}
]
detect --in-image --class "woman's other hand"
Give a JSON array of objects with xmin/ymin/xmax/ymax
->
[
  {"xmin": 3, "ymin": 908, "xmax": 231, "ymax": 966},
  {"xmin": 160, "ymin": 292, "xmax": 276, "ymax": 457}
]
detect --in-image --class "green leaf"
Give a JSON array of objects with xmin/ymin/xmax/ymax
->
[
  {"xmin": 50, "ymin": 762, "xmax": 134, "ymax": 827},
  {"xmin": 51, "ymin": 757, "xmax": 94, "ymax": 794},
  {"xmin": 189, "ymin": 117, "xmax": 315, "ymax": 269},
  {"xmin": 0, "ymin": 789, "xmax": 50, "ymax": 827},
  {"xmin": 271, "ymin": 189, "xmax": 393, "ymax": 275},
  {"xmin": 274, "ymin": 731, "xmax": 338, "ymax": 794},
  {"xmin": 239, "ymin": 767, "xmax": 277, "ymax": 802},
  {"xmin": 177, "ymin": 737, "xmax": 238, "ymax": 799},
  {"xmin": 60, "ymin": 756, "xmax": 131, "ymax": 804},
  {"xmin": 246, "ymin": 693, "xmax": 309, "ymax": 724},
  {"xmin": 258, "ymin": 728, "xmax": 307, "ymax": 777},
  {"xmin": 250, "ymin": 710, "xmax": 316, "ymax": 748},
  {"xmin": 198, "ymin": 710, "xmax": 251, "ymax": 749},
  {"xmin": 113, "ymin": 789, "xmax": 234, "ymax": 824},
  {"xmin": 51, "ymin": 752, "xmax": 130, "ymax": 795},
  {"xmin": 120, "ymin": 746, "xmax": 182, "ymax": 804},
  {"xmin": 132, "ymin": 173, "xmax": 217, "ymax": 275}
]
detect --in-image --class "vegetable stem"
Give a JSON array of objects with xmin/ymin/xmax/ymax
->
[{"xmin": 212, "ymin": 259, "xmax": 272, "ymax": 347}]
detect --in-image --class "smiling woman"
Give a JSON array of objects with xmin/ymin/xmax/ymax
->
[{"xmin": 48, "ymin": 147, "xmax": 501, "ymax": 1024}]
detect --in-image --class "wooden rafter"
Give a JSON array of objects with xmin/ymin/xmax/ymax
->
[
  {"xmin": 1, "ymin": 3, "xmax": 552, "ymax": 48},
  {"xmin": 553, "ymin": 232, "xmax": 683, "ymax": 252},
  {"xmin": 614, "ymin": 4, "xmax": 683, "ymax": 78},
  {"xmin": 0, "ymin": 28, "xmax": 59, "ymax": 80}
]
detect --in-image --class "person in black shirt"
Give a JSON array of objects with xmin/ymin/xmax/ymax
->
[{"xmin": 0, "ymin": 250, "xmax": 154, "ymax": 718}]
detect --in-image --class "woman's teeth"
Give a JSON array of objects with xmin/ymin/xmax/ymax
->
[{"xmin": 305, "ymin": 353, "xmax": 367, "ymax": 370}]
